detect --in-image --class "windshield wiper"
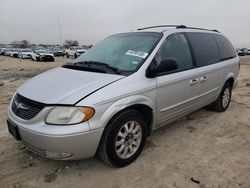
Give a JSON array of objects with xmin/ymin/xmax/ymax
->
[
  {"xmin": 76, "ymin": 61, "xmax": 121, "ymax": 74},
  {"xmin": 62, "ymin": 62, "xmax": 107, "ymax": 74}
]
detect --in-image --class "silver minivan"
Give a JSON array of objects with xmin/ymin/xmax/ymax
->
[{"xmin": 7, "ymin": 25, "xmax": 239, "ymax": 167}]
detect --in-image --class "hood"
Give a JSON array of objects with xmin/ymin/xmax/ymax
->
[
  {"xmin": 22, "ymin": 52, "xmax": 32, "ymax": 55},
  {"xmin": 17, "ymin": 67, "xmax": 124, "ymax": 104},
  {"xmin": 39, "ymin": 52, "xmax": 54, "ymax": 56},
  {"xmin": 76, "ymin": 49, "xmax": 86, "ymax": 52}
]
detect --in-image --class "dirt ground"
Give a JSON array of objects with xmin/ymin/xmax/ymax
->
[{"xmin": 0, "ymin": 56, "xmax": 249, "ymax": 188}]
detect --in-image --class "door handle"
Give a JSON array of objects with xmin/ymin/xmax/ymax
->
[
  {"xmin": 200, "ymin": 76, "xmax": 207, "ymax": 83},
  {"xmin": 189, "ymin": 79, "xmax": 199, "ymax": 86}
]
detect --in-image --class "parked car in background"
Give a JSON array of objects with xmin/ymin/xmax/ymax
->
[
  {"xmin": 50, "ymin": 48, "xmax": 65, "ymax": 57},
  {"xmin": 0, "ymin": 48, "xmax": 7, "ymax": 55},
  {"xmin": 9, "ymin": 49, "xmax": 20, "ymax": 58},
  {"xmin": 65, "ymin": 46, "xmax": 86, "ymax": 58},
  {"xmin": 247, "ymin": 48, "xmax": 250, "ymax": 55},
  {"xmin": 31, "ymin": 50, "xmax": 54, "ymax": 62},
  {"xmin": 4, "ymin": 48, "xmax": 14, "ymax": 56},
  {"xmin": 240, "ymin": 48, "xmax": 248, "ymax": 56},
  {"xmin": 18, "ymin": 49, "xmax": 33, "ymax": 59},
  {"xmin": 236, "ymin": 48, "xmax": 245, "ymax": 56},
  {"xmin": 7, "ymin": 25, "xmax": 239, "ymax": 167}
]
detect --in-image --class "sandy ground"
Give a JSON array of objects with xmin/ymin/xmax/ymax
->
[{"xmin": 0, "ymin": 56, "xmax": 249, "ymax": 188}]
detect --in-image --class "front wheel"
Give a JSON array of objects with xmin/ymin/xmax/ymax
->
[
  {"xmin": 211, "ymin": 82, "xmax": 232, "ymax": 112},
  {"xmin": 98, "ymin": 110, "xmax": 147, "ymax": 167}
]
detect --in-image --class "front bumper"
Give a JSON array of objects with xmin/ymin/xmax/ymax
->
[
  {"xmin": 7, "ymin": 107, "xmax": 104, "ymax": 160},
  {"xmin": 21, "ymin": 54, "xmax": 31, "ymax": 59}
]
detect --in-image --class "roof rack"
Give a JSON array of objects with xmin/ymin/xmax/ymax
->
[
  {"xmin": 137, "ymin": 25, "xmax": 220, "ymax": 33},
  {"xmin": 183, "ymin": 26, "xmax": 220, "ymax": 33},
  {"xmin": 137, "ymin": 25, "xmax": 181, "ymax": 31}
]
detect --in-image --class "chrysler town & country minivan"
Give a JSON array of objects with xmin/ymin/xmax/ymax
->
[{"xmin": 7, "ymin": 25, "xmax": 239, "ymax": 167}]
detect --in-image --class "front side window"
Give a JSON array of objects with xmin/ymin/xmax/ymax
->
[
  {"xmin": 155, "ymin": 33, "xmax": 193, "ymax": 71},
  {"xmin": 74, "ymin": 32, "xmax": 162, "ymax": 74}
]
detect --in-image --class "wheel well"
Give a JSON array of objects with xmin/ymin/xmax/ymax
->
[
  {"xmin": 226, "ymin": 77, "xmax": 234, "ymax": 87},
  {"xmin": 123, "ymin": 104, "xmax": 153, "ymax": 136}
]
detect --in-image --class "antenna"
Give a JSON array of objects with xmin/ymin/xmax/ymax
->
[{"xmin": 57, "ymin": 16, "xmax": 63, "ymax": 46}]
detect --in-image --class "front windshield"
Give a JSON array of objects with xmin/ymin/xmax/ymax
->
[
  {"xmin": 36, "ymin": 50, "xmax": 47, "ymax": 53},
  {"xmin": 22, "ymin": 49, "xmax": 31, "ymax": 52},
  {"xmin": 74, "ymin": 32, "xmax": 162, "ymax": 72}
]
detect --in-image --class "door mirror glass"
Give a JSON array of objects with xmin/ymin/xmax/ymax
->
[
  {"xmin": 146, "ymin": 58, "xmax": 178, "ymax": 78},
  {"xmin": 158, "ymin": 58, "xmax": 178, "ymax": 72}
]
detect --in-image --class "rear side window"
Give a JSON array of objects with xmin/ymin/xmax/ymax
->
[
  {"xmin": 213, "ymin": 34, "xmax": 236, "ymax": 60},
  {"xmin": 187, "ymin": 33, "xmax": 220, "ymax": 67},
  {"xmin": 155, "ymin": 33, "xmax": 193, "ymax": 71}
]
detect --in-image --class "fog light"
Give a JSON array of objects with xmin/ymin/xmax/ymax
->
[{"xmin": 46, "ymin": 151, "xmax": 72, "ymax": 159}]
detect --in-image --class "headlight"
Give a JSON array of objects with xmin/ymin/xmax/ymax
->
[{"xmin": 45, "ymin": 106, "xmax": 95, "ymax": 125}]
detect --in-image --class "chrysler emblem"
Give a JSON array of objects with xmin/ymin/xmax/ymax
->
[{"xmin": 14, "ymin": 100, "xmax": 29, "ymax": 110}]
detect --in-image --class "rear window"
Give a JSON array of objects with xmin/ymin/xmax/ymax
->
[
  {"xmin": 187, "ymin": 33, "xmax": 220, "ymax": 67},
  {"xmin": 213, "ymin": 34, "xmax": 236, "ymax": 60}
]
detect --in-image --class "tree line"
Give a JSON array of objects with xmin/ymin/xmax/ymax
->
[{"xmin": 9, "ymin": 39, "xmax": 92, "ymax": 48}]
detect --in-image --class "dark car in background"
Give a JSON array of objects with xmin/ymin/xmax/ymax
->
[
  {"xmin": 31, "ymin": 50, "xmax": 55, "ymax": 62},
  {"xmin": 50, "ymin": 48, "xmax": 65, "ymax": 57}
]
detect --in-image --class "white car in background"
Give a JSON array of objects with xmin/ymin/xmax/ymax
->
[
  {"xmin": 31, "ymin": 50, "xmax": 55, "ymax": 62},
  {"xmin": 9, "ymin": 49, "xmax": 20, "ymax": 58},
  {"xmin": 18, "ymin": 49, "xmax": 33, "ymax": 59},
  {"xmin": 65, "ymin": 46, "xmax": 86, "ymax": 58},
  {"xmin": 0, "ymin": 48, "xmax": 7, "ymax": 55},
  {"xmin": 4, "ymin": 48, "xmax": 14, "ymax": 56}
]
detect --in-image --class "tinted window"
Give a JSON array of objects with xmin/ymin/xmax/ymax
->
[
  {"xmin": 213, "ymin": 34, "xmax": 236, "ymax": 60},
  {"xmin": 155, "ymin": 33, "xmax": 193, "ymax": 71},
  {"xmin": 187, "ymin": 33, "xmax": 220, "ymax": 67}
]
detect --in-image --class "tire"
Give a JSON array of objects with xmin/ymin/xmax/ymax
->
[
  {"xmin": 211, "ymin": 82, "xmax": 232, "ymax": 112},
  {"xmin": 74, "ymin": 53, "xmax": 77, "ymax": 59},
  {"xmin": 66, "ymin": 53, "xmax": 69, "ymax": 58},
  {"xmin": 98, "ymin": 109, "xmax": 147, "ymax": 167}
]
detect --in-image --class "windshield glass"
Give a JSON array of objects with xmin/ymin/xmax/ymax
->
[
  {"xmin": 74, "ymin": 32, "xmax": 162, "ymax": 72},
  {"xmin": 22, "ymin": 49, "xmax": 31, "ymax": 52},
  {"xmin": 36, "ymin": 50, "xmax": 47, "ymax": 53}
]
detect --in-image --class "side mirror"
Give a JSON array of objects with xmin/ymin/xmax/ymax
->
[{"xmin": 146, "ymin": 58, "xmax": 178, "ymax": 78}]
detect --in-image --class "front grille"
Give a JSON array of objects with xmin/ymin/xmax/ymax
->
[
  {"xmin": 22, "ymin": 141, "xmax": 46, "ymax": 157},
  {"xmin": 11, "ymin": 93, "xmax": 46, "ymax": 120}
]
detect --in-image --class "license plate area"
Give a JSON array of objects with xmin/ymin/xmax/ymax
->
[{"xmin": 7, "ymin": 120, "xmax": 21, "ymax": 141}]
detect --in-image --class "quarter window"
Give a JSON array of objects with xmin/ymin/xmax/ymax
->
[
  {"xmin": 213, "ymin": 34, "xmax": 236, "ymax": 60},
  {"xmin": 187, "ymin": 33, "xmax": 220, "ymax": 67},
  {"xmin": 155, "ymin": 33, "xmax": 193, "ymax": 71}
]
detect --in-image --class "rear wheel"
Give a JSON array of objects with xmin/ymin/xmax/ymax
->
[
  {"xmin": 98, "ymin": 110, "xmax": 147, "ymax": 167},
  {"xmin": 211, "ymin": 82, "xmax": 232, "ymax": 112}
]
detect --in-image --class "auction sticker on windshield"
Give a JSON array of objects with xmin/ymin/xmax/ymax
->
[{"xmin": 125, "ymin": 50, "xmax": 148, "ymax": 59}]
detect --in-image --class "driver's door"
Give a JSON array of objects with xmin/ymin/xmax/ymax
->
[{"xmin": 155, "ymin": 33, "xmax": 199, "ymax": 127}]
